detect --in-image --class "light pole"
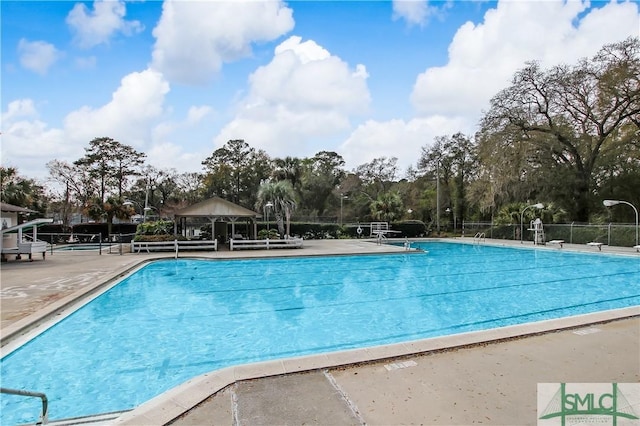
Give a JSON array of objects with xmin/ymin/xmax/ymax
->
[
  {"xmin": 520, "ymin": 203, "xmax": 544, "ymax": 244},
  {"xmin": 143, "ymin": 178, "xmax": 150, "ymax": 223},
  {"xmin": 603, "ymin": 199, "xmax": 638, "ymax": 246},
  {"xmin": 340, "ymin": 193, "xmax": 348, "ymax": 226},
  {"xmin": 445, "ymin": 208, "xmax": 456, "ymax": 232},
  {"xmin": 265, "ymin": 202, "xmax": 273, "ymax": 236},
  {"xmin": 436, "ymin": 160, "xmax": 440, "ymax": 234},
  {"xmin": 123, "ymin": 200, "xmax": 144, "ymax": 223},
  {"xmin": 144, "ymin": 206, "xmax": 159, "ymax": 221}
]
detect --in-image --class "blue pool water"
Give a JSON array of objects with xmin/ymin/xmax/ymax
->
[{"xmin": 1, "ymin": 242, "xmax": 639, "ymax": 423}]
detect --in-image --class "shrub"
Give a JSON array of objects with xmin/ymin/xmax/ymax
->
[
  {"xmin": 390, "ymin": 220, "xmax": 428, "ymax": 238},
  {"xmin": 136, "ymin": 220, "xmax": 174, "ymax": 236},
  {"xmin": 257, "ymin": 229, "xmax": 280, "ymax": 239},
  {"xmin": 133, "ymin": 234, "xmax": 187, "ymax": 242}
]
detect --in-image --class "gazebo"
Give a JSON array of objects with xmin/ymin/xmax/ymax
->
[{"xmin": 173, "ymin": 197, "xmax": 260, "ymax": 242}]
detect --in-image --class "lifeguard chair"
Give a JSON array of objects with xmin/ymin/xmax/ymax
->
[{"xmin": 528, "ymin": 218, "xmax": 545, "ymax": 245}]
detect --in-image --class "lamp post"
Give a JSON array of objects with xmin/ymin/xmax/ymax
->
[
  {"xmin": 436, "ymin": 160, "xmax": 440, "ymax": 234},
  {"xmin": 143, "ymin": 178, "xmax": 150, "ymax": 223},
  {"xmin": 144, "ymin": 206, "xmax": 160, "ymax": 221},
  {"xmin": 520, "ymin": 203, "xmax": 544, "ymax": 244},
  {"xmin": 265, "ymin": 202, "xmax": 273, "ymax": 236},
  {"xmin": 340, "ymin": 193, "xmax": 348, "ymax": 226},
  {"xmin": 603, "ymin": 199, "xmax": 638, "ymax": 246},
  {"xmin": 445, "ymin": 208, "xmax": 456, "ymax": 232},
  {"xmin": 123, "ymin": 200, "xmax": 144, "ymax": 223}
]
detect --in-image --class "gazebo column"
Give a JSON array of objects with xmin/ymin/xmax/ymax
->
[{"xmin": 229, "ymin": 217, "xmax": 238, "ymax": 239}]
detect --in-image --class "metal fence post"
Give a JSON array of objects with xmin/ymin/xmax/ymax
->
[{"xmin": 570, "ymin": 222, "xmax": 574, "ymax": 244}]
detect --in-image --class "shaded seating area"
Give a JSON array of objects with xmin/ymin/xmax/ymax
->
[
  {"xmin": 174, "ymin": 197, "xmax": 260, "ymax": 247},
  {"xmin": 172, "ymin": 197, "xmax": 304, "ymax": 251}
]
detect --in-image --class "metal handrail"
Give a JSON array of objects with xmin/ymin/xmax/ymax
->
[
  {"xmin": 0, "ymin": 387, "xmax": 48, "ymax": 424},
  {"xmin": 474, "ymin": 232, "xmax": 485, "ymax": 244}
]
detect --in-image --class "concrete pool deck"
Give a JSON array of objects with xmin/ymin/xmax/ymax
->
[{"xmin": 1, "ymin": 238, "xmax": 639, "ymax": 425}]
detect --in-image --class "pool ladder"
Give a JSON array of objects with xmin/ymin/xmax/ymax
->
[
  {"xmin": 1, "ymin": 387, "xmax": 48, "ymax": 424},
  {"xmin": 473, "ymin": 232, "xmax": 485, "ymax": 244},
  {"xmin": 0, "ymin": 387, "xmax": 129, "ymax": 425}
]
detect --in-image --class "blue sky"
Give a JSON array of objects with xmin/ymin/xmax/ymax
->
[{"xmin": 2, "ymin": 0, "xmax": 639, "ymax": 185}]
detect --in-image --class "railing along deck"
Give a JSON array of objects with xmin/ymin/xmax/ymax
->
[{"xmin": 230, "ymin": 238, "xmax": 303, "ymax": 250}]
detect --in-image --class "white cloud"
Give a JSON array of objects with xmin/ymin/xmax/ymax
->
[
  {"xmin": 151, "ymin": 0, "xmax": 294, "ymax": 85},
  {"xmin": 17, "ymin": 39, "xmax": 61, "ymax": 75},
  {"xmin": 392, "ymin": 0, "xmax": 451, "ymax": 26},
  {"xmin": 335, "ymin": 0, "xmax": 640, "ymax": 177},
  {"xmin": 186, "ymin": 105, "xmax": 214, "ymax": 125},
  {"xmin": 64, "ymin": 68, "xmax": 170, "ymax": 147},
  {"xmin": 339, "ymin": 116, "xmax": 469, "ymax": 174},
  {"xmin": 393, "ymin": 0, "xmax": 428, "ymax": 26},
  {"xmin": 2, "ymin": 99, "xmax": 38, "ymax": 123},
  {"xmin": 213, "ymin": 36, "xmax": 371, "ymax": 159},
  {"xmin": 1, "ymin": 100, "xmax": 68, "ymax": 178},
  {"xmin": 146, "ymin": 105, "xmax": 215, "ymax": 173},
  {"xmin": 3, "ymin": 69, "xmax": 170, "ymax": 180},
  {"xmin": 1, "ymin": 69, "xmax": 215, "ymax": 180},
  {"xmin": 66, "ymin": 0, "xmax": 143, "ymax": 49},
  {"xmin": 145, "ymin": 141, "xmax": 205, "ymax": 174},
  {"xmin": 410, "ymin": 0, "xmax": 640, "ymax": 119}
]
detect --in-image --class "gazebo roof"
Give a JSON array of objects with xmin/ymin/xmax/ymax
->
[
  {"xmin": 174, "ymin": 197, "xmax": 259, "ymax": 219},
  {"xmin": 1, "ymin": 202, "xmax": 37, "ymax": 213},
  {"xmin": 0, "ymin": 203, "xmax": 37, "ymax": 213}
]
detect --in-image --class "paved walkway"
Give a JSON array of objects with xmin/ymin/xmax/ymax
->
[
  {"xmin": 1, "ymin": 238, "xmax": 639, "ymax": 425},
  {"xmin": 170, "ymin": 318, "xmax": 639, "ymax": 425}
]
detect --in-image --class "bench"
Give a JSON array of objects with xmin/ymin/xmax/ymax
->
[
  {"xmin": 2, "ymin": 241, "xmax": 48, "ymax": 262},
  {"xmin": 131, "ymin": 240, "xmax": 217, "ymax": 254},
  {"xmin": 587, "ymin": 242, "xmax": 603, "ymax": 251},
  {"xmin": 548, "ymin": 240, "xmax": 564, "ymax": 248},
  {"xmin": 230, "ymin": 238, "xmax": 303, "ymax": 251}
]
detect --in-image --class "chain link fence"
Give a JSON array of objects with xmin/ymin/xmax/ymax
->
[
  {"xmin": 462, "ymin": 222, "xmax": 638, "ymax": 247},
  {"xmin": 23, "ymin": 232, "xmax": 137, "ymax": 255}
]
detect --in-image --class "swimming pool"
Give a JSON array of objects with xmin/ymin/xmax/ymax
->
[{"xmin": 1, "ymin": 241, "xmax": 638, "ymax": 423}]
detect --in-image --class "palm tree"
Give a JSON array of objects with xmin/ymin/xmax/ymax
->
[
  {"xmin": 272, "ymin": 156, "xmax": 303, "ymax": 190},
  {"xmin": 370, "ymin": 191, "xmax": 403, "ymax": 222},
  {"xmin": 256, "ymin": 181, "xmax": 297, "ymax": 237}
]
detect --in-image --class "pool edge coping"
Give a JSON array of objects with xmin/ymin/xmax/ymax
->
[
  {"xmin": 113, "ymin": 307, "xmax": 640, "ymax": 426},
  {"xmin": 0, "ymin": 259, "xmax": 152, "ymax": 350}
]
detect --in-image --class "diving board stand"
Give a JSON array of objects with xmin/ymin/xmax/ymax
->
[
  {"xmin": 587, "ymin": 242, "xmax": 603, "ymax": 251},
  {"xmin": 369, "ymin": 222, "xmax": 401, "ymax": 244},
  {"xmin": 548, "ymin": 240, "xmax": 564, "ymax": 248}
]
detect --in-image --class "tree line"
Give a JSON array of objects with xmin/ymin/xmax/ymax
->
[{"xmin": 2, "ymin": 38, "xmax": 638, "ymax": 236}]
